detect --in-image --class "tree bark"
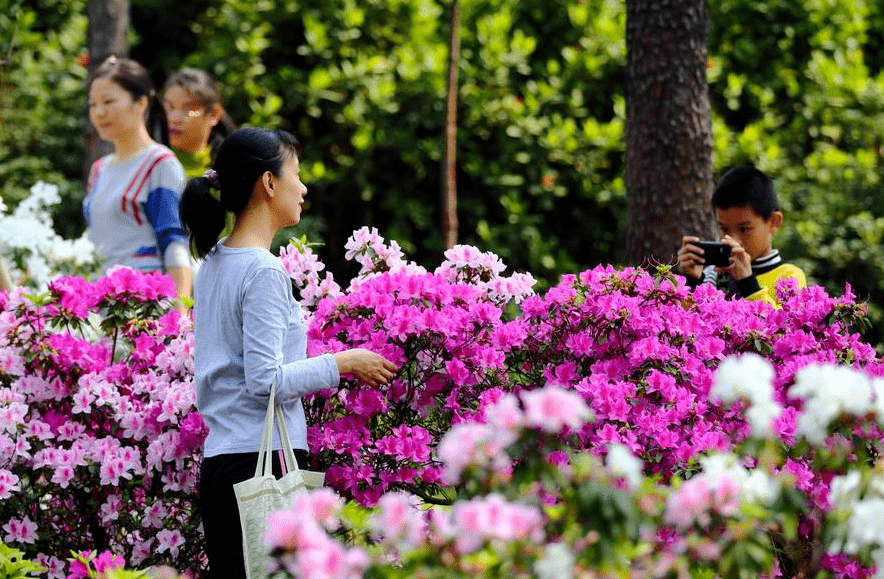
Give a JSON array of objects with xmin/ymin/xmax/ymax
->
[
  {"xmin": 441, "ymin": 0, "xmax": 460, "ymax": 250},
  {"xmin": 625, "ymin": 0, "xmax": 716, "ymax": 266},
  {"xmin": 84, "ymin": 0, "xmax": 130, "ymax": 177}
]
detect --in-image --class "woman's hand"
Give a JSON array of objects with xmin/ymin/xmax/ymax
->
[{"xmin": 333, "ymin": 348, "xmax": 398, "ymax": 387}]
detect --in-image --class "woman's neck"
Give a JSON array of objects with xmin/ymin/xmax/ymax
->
[
  {"xmin": 224, "ymin": 207, "xmax": 277, "ymax": 251},
  {"xmin": 112, "ymin": 127, "xmax": 154, "ymax": 161}
]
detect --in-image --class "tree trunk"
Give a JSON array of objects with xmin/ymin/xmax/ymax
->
[
  {"xmin": 625, "ymin": 0, "xmax": 716, "ymax": 266},
  {"xmin": 441, "ymin": 0, "xmax": 460, "ymax": 250},
  {"xmin": 84, "ymin": 0, "xmax": 130, "ymax": 177}
]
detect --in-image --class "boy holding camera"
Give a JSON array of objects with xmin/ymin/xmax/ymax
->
[{"xmin": 677, "ymin": 165, "xmax": 806, "ymax": 306}]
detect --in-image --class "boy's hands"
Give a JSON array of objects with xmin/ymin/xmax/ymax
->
[
  {"xmin": 677, "ymin": 236, "xmax": 705, "ymax": 280},
  {"xmin": 678, "ymin": 235, "xmax": 753, "ymax": 281},
  {"xmin": 720, "ymin": 235, "xmax": 752, "ymax": 280},
  {"xmin": 334, "ymin": 348, "xmax": 398, "ymax": 387}
]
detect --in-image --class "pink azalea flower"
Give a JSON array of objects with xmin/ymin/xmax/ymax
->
[
  {"xmin": 50, "ymin": 464, "xmax": 75, "ymax": 488},
  {"xmin": 521, "ymin": 386, "xmax": 593, "ymax": 433},
  {"xmin": 290, "ymin": 488, "xmax": 345, "ymax": 529},
  {"xmin": 0, "ymin": 468, "xmax": 20, "ymax": 499},
  {"xmin": 66, "ymin": 555, "xmax": 91, "ymax": 579},
  {"xmin": 366, "ymin": 491, "xmax": 428, "ymax": 548},
  {"xmin": 156, "ymin": 529, "xmax": 185, "ymax": 558},
  {"xmin": 3, "ymin": 516, "xmax": 37, "ymax": 544},
  {"xmin": 92, "ymin": 551, "xmax": 125, "ymax": 574},
  {"xmin": 265, "ymin": 509, "xmax": 303, "ymax": 550},
  {"xmin": 36, "ymin": 553, "xmax": 65, "ymax": 579}
]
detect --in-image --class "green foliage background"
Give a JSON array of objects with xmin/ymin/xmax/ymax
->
[{"xmin": 2, "ymin": 0, "xmax": 884, "ymax": 345}]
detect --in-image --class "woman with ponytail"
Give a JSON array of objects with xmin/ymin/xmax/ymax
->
[
  {"xmin": 180, "ymin": 127, "xmax": 397, "ymax": 579},
  {"xmin": 83, "ymin": 56, "xmax": 191, "ymax": 303}
]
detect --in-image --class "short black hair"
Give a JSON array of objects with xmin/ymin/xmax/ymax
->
[{"xmin": 711, "ymin": 166, "xmax": 780, "ymax": 220}]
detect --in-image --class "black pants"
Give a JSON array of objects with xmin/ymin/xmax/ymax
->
[{"xmin": 199, "ymin": 449, "xmax": 309, "ymax": 579}]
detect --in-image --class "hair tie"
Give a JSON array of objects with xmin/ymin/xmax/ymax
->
[{"xmin": 203, "ymin": 169, "xmax": 221, "ymax": 189}]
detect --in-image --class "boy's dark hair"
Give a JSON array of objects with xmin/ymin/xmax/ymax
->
[{"xmin": 711, "ymin": 165, "xmax": 780, "ymax": 220}]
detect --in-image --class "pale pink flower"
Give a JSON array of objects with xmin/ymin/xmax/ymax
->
[
  {"xmin": 451, "ymin": 494, "xmax": 545, "ymax": 554},
  {"xmin": 370, "ymin": 492, "xmax": 427, "ymax": 547},
  {"xmin": 483, "ymin": 393, "xmax": 524, "ymax": 430},
  {"xmin": 280, "ymin": 244, "xmax": 325, "ymax": 287},
  {"xmin": 299, "ymin": 273, "xmax": 343, "ymax": 308},
  {"xmin": 0, "ymin": 346, "xmax": 26, "ymax": 376},
  {"xmin": 0, "ymin": 468, "xmax": 20, "ymax": 499},
  {"xmin": 437, "ymin": 422, "xmax": 516, "ymax": 484},
  {"xmin": 100, "ymin": 495, "xmax": 123, "ymax": 523},
  {"xmin": 0, "ymin": 435, "xmax": 17, "ymax": 462},
  {"xmin": 291, "ymin": 531, "xmax": 369, "ymax": 579},
  {"xmin": 291, "ymin": 488, "xmax": 344, "ymax": 529},
  {"xmin": 265, "ymin": 509, "xmax": 302, "ymax": 550},
  {"xmin": 0, "ymin": 402, "xmax": 27, "ymax": 432},
  {"xmin": 57, "ymin": 420, "xmax": 87, "ymax": 441},
  {"xmin": 3, "ymin": 516, "xmax": 37, "ymax": 544},
  {"xmin": 143, "ymin": 501, "xmax": 169, "ymax": 529},
  {"xmin": 664, "ymin": 477, "xmax": 713, "ymax": 529},
  {"xmin": 70, "ymin": 389, "xmax": 94, "ymax": 414},
  {"xmin": 521, "ymin": 386, "xmax": 593, "ymax": 433},
  {"xmin": 156, "ymin": 529, "xmax": 185, "ymax": 558},
  {"xmin": 131, "ymin": 537, "xmax": 154, "ymax": 566},
  {"xmin": 36, "ymin": 554, "xmax": 65, "ymax": 579},
  {"xmin": 50, "ymin": 465, "xmax": 75, "ymax": 487}
]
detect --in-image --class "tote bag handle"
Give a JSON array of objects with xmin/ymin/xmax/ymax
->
[{"xmin": 255, "ymin": 380, "xmax": 300, "ymax": 478}]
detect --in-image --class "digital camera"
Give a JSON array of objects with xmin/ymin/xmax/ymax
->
[{"xmin": 696, "ymin": 241, "xmax": 732, "ymax": 267}]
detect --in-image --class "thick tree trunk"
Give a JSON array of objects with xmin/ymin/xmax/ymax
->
[
  {"xmin": 84, "ymin": 0, "xmax": 130, "ymax": 176},
  {"xmin": 441, "ymin": 0, "xmax": 460, "ymax": 250},
  {"xmin": 625, "ymin": 0, "xmax": 716, "ymax": 266}
]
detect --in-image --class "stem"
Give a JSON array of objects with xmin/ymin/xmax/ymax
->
[
  {"xmin": 400, "ymin": 483, "xmax": 454, "ymax": 506},
  {"xmin": 110, "ymin": 326, "xmax": 118, "ymax": 363}
]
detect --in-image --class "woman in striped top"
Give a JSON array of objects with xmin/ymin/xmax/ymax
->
[{"xmin": 83, "ymin": 56, "xmax": 192, "ymax": 304}]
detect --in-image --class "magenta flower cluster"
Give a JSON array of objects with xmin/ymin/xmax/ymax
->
[{"xmin": 300, "ymin": 241, "xmax": 878, "ymax": 500}]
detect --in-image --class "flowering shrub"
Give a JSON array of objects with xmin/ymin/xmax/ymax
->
[
  {"xmin": 2, "ymin": 223, "xmax": 883, "ymax": 578},
  {"xmin": 0, "ymin": 182, "xmax": 100, "ymax": 290},
  {"xmin": 267, "ymin": 356, "xmax": 884, "ymax": 579},
  {"xmin": 284, "ymin": 229, "xmax": 881, "ymax": 576},
  {"xmin": 0, "ymin": 268, "xmax": 206, "ymax": 577},
  {"xmin": 265, "ymin": 382, "xmax": 787, "ymax": 579},
  {"xmin": 293, "ymin": 229, "xmax": 536, "ymax": 505}
]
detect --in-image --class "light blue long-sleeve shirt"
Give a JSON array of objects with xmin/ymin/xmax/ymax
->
[{"xmin": 193, "ymin": 242, "xmax": 339, "ymax": 458}]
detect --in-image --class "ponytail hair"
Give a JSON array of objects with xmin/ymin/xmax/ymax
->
[
  {"xmin": 179, "ymin": 174, "xmax": 226, "ymax": 259},
  {"xmin": 88, "ymin": 56, "xmax": 169, "ymax": 145},
  {"xmin": 178, "ymin": 127, "xmax": 301, "ymax": 259}
]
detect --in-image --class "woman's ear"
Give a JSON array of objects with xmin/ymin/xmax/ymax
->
[
  {"xmin": 207, "ymin": 104, "xmax": 223, "ymax": 128},
  {"xmin": 260, "ymin": 170, "xmax": 275, "ymax": 198},
  {"xmin": 135, "ymin": 95, "xmax": 150, "ymax": 117}
]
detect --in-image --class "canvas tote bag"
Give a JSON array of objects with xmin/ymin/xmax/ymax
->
[{"xmin": 233, "ymin": 381, "xmax": 323, "ymax": 579}]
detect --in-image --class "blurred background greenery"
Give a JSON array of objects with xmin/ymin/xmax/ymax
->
[{"xmin": 2, "ymin": 0, "xmax": 884, "ymax": 347}]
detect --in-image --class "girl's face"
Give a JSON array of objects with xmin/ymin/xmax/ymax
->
[
  {"xmin": 163, "ymin": 86, "xmax": 221, "ymax": 154},
  {"xmin": 88, "ymin": 77, "xmax": 148, "ymax": 146},
  {"xmin": 274, "ymin": 154, "xmax": 308, "ymax": 227}
]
